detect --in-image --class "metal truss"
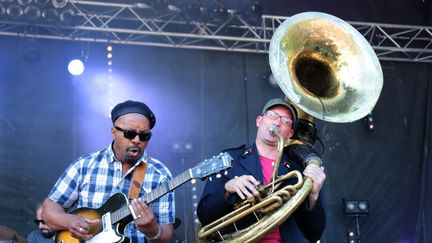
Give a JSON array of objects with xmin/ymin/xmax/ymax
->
[{"xmin": 0, "ymin": 0, "xmax": 432, "ymax": 63}]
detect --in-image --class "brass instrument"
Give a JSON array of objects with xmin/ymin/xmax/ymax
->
[{"xmin": 197, "ymin": 11, "xmax": 383, "ymax": 242}]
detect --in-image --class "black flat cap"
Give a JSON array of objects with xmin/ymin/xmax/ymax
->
[{"xmin": 111, "ymin": 100, "xmax": 156, "ymax": 129}]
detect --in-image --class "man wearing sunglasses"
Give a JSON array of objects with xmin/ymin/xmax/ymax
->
[
  {"xmin": 42, "ymin": 100, "xmax": 175, "ymax": 242},
  {"xmin": 197, "ymin": 98, "xmax": 326, "ymax": 243},
  {"xmin": 27, "ymin": 204, "xmax": 54, "ymax": 243}
]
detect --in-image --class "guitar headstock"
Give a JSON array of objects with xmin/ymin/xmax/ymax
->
[{"xmin": 191, "ymin": 152, "xmax": 233, "ymax": 180}]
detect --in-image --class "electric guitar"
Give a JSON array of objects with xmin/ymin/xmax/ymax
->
[{"xmin": 55, "ymin": 152, "xmax": 233, "ymax": 243}]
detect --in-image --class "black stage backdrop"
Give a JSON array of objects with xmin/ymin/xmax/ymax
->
[{"xmin": 0, "ymin": 36, "xmax": 431, "ymax": 243}]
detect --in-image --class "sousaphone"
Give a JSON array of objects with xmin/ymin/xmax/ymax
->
[{"xmin": 197, "ymin": 12, "xmax": 383, "ymax": 242}]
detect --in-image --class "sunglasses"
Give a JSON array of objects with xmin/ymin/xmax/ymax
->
[
  {"xmin": 34, "ymin": 219, "xmax": 45, "ymax": 225},
  {"xmin": 115, "ymin": 126, "xmax": 152, "ymax": 142}
]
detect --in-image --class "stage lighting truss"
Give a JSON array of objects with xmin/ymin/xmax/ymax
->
[{"xmin": 0, "ymin": 0, "xmax": 431, "ymax": 63}]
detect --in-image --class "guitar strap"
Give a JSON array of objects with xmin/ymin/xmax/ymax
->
[{"xmin": 128, "ymin": 155, "xmax": 148, "ymax": 200}]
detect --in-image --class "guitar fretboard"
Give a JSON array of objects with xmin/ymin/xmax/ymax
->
[{"xmin": 111, "ymin": 169, "xmax": 192, "ymax": 224}]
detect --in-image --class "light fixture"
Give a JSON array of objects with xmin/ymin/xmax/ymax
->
[
  {"xmin": 171, "ymin": 141, "xmax": 194, "ymax": 156},
  {"xmin": 346, "ymin": 229, "xmax": 359, "ymax": 243},
  {"xmin": 210, "ymin": 5, "xmax": 228, "ymax": 22},
  {"xmin": 185, "ymin": 3, "xmax": 204, "ymax": 20},
  {"xmin": 343, "ymin": 198, "xmax": 368, "ymax": 243},
  {"xmin": 24, "ymin": 5, "xmax": 41, "ymax": 20},
  {"xmin": 343, "ymin": 199, "xmax": 369, "ymax": 216},
  {"xmin": 42, "ymin": 7, "xmax": 58, "ymax": 21},
  {"xmin": 59, "ymin": 8, "xmax": 75, "ymax": 23},
  {"xmin": 51, "ymin": 0, "xmax": 67, "ymax": 9},
  {"xmin": 244, "ymin": 3, "xmax": 263, "ymax": 24},
  {"xmin": 68, "ymin": 59, "xmax": 84, "ymax": 76},
  {"xmin": 7, "ymin": 4, "xmax": 24, "ymax": 17}
]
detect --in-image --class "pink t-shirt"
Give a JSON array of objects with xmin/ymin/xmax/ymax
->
[{"xmin": 257, "ymin": 155, "xmax": 283, "ymax": 243}]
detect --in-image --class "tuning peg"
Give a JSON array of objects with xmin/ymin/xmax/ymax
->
[
  {"xmin": 208, "ymin": 177, "xmax": 212, "ymax": 181},
  {"xmin": 216, "ymin": 174, "xmax": 221, "ymax": 178},
  {"xmin": 224, "ymin": 171, "xmax": 228, "ymax": 175}
]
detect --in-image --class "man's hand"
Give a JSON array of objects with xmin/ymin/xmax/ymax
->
[
  {"xmin": 67, "ymin": 216, "xmax": 99, "ymax": 240},
  {"xmin": 131, "ymin": 198, "xmax": 160, "ymax": 238},
  {"xmin": 224, "ymin": 175, "xmax": 260, "ymax": 200},
  {"xmin": 303, "ymin": 164, "xmax": 326, "ymax": 210},
  {"xmin": 130, "ymin": 198, "xmax": 174, "ymax": 242}
]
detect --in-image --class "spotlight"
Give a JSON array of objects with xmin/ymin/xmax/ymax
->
[
  {"xmin": 343, "ymin": 199, "xmax": 369, "ymax": 216},
  {"xmin": 184, "ymin": 142, "xmax": 193, "ymax": 151},
  {"xmin": 346, "ymin": 229, "xmax": 359, "ymax": 243},
  {"xmin": 68, "ymin": 59, "xmax": 84, "ymax": 76},
  {"xmin": 209, "ymin": 5, "xmax": 229, "ymax": 23},
  {"xmin": 59, "ymin": 8, "xmax": 75, "ymax": 23},
  {"xmin": 185, "ymin": 3, "xmax": 204, "ymax": 20},
  {"xmin": 171, "ymin": 141, "xmax": 194, "ymax": 156},
  {"xmin": 244, "ymin": 3, "xmax": 263, "ymax": 24},
  {"xmin": 7, "ymin": 4, "xmax": 24, "ymax": 17},
  {"xmin": 24, "ymin": 5, "xmax": 41, "ymax": 20},
  {"xmin": 51, "ymin": 0, "xmax": 67, "ymax": 9},
  {"xmin": 42, "ymin": 8, "xmax": 58, "ymax": 21}
]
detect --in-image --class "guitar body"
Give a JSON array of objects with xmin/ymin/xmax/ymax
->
[{"xmin": 55, "ymin": 193, "xmax": 133, "ymax": 243}]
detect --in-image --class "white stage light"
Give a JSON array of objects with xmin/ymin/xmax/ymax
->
[{"xmin": 68, "ymin": 59, "xmax": 84, "ymax": 76}]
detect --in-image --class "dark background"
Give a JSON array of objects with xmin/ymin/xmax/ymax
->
[{"xmin": 1, "ymin": 0, "xmax": 432, "ymax": 242}]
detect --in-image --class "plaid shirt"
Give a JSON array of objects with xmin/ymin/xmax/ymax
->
[{"xmin": 49, "ymin": 143, "xmax": 175, "ymax": 242}]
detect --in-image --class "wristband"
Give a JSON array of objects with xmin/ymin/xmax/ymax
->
[{"xmin": 146, "ymin": 224, "xmax": 161, "ymax": 240}]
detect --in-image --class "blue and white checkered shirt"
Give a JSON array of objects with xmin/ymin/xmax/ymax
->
[{"xmin": 49, "ymin": 143, "xmax": 175, "ymax": 242}]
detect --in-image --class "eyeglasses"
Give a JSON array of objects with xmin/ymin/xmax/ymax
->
[
  {"xmin": 115, "ymin": 126, "xmax": 152, "ymax": 142},
  {"xmin": 34, "ymin": 219, "xmax": 45, "ymax": 225},
  {"xmin": 263, "ymin": 110, "xmax": 293, "ymax": 126}
]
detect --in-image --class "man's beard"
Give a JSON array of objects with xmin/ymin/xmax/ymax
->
[{"xmin": 124, "ymin": 146, "xmax": 142, "ymax": 164}]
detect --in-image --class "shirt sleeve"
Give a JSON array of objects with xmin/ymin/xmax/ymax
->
[{"xmin": 48, "ymin": 159, "xmax": 81, "ymax": 208}]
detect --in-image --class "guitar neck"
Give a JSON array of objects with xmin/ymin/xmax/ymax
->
[
  {"xmin": 112, "ymin": 169, "xmax": 192, "ymax": 223},
  {"xmin": 143, "ymin": 169, "xmax": 192, "ymax": 203}
]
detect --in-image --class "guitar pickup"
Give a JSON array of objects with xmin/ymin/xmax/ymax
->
[
  {"xmin": 101, "ymin": 212, "xmax": 113, "ymax": 232},
  {"xmin": 129, "ymin": 204, "xmax": 138, "ymax": 220}
]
